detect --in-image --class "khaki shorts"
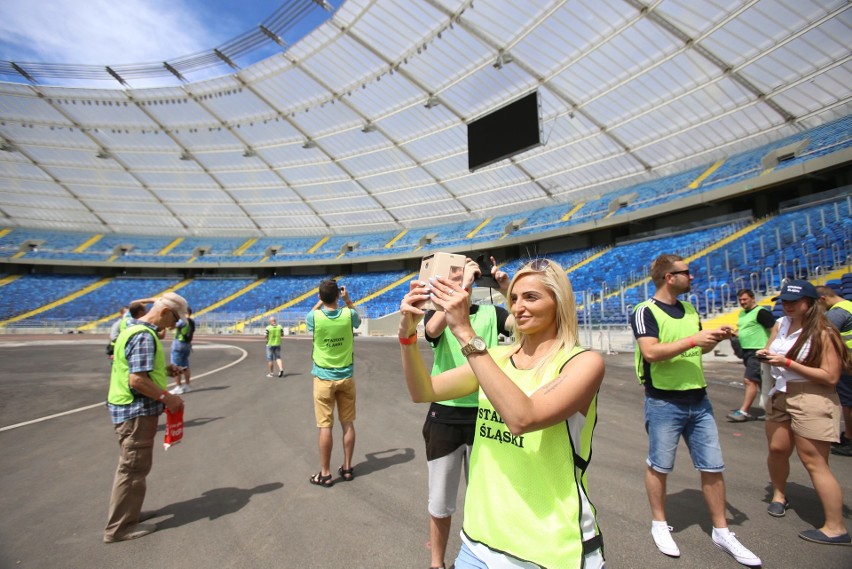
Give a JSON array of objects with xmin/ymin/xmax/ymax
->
[
  {"xmin": 766, "ymin": 381, "xmax": 841, "ymax": 442},
  {"xmin": 313, "ymin": 376, "xmax": 356, "ymax": 428}
]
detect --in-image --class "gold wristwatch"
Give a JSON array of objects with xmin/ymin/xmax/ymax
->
[{"xmin": 460, "ymin": 336, "xmax": 488, "ymax": 357}]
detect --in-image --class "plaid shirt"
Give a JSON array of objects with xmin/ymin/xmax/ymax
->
[{"xmin": 107, "ymin": 319, "xmax": 165, "ymax": 424}]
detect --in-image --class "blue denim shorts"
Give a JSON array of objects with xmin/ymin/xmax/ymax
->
[
  {"xmin": 644, "ymin": 395, "xmax": 725, "ymax": 473},
  {"xmin": 170, "ymin": 342, "xmax": 191, "ymax": 368},
  {"xmin": 266, "ymin": 345, "xmax": 281, "ymax": 361}
]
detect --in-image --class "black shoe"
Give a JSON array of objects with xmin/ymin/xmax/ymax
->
[
  {"xmin": 831, "ymin": 444, "xmax": 852, "ymax": 457},
  {"xmin": 798, "ymin": 529, "xmax": 852, "ymax": 545},
  {"xmin": 767, "ymin": 499, "xmax": 789, "ymax": 517}
]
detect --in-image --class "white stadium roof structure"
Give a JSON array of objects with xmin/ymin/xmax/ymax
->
[{"xmin": 0, "ymin": 0, "xmax": 850, "ymax": 239}]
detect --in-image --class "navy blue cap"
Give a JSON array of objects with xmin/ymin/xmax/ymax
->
[{"xmin": 772, "ymin": 279, "xmax": 818, "ymax": 302}]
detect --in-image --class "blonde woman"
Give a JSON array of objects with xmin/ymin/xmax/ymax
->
[
  {"xmin": 399, "ymin": 259, "xmax": 605, "ymax": 569},
  {"xmin": 759, "ymin": 279, "xmax": 852, "ymax": 546}
]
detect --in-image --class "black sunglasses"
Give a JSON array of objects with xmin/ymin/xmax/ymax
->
[{"xmin": 668, "ymin": 269, "xmax": 691, "ymax": 277}]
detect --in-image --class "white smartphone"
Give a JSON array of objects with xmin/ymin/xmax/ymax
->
[{"xmin": 418, "ymin": 252, "xmax": 466, "ymax": 311}]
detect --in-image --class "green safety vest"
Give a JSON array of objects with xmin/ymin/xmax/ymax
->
[
  {"xmin": 431, "ymin": 305, "xmax": 498, "ymax": 407},
  {"xmin": 311, "ymin": 308, "xmax": 354, "ymax": 370},
  {"xmin": 108, "ymin": 324, "xmax": 167, "ymax": 405},
  {"xmin": 463, "ymin": 345, "xmax": 600, "ymax": 568},
  {"xmin": 737, "ymin": 306, "xmax": 772, "ymax": 349},
  {"xmin": 634, "ymin": 300, "xmax": 706, "ymax": 391},
  {"xmin": 266, "ymin": 324, "xmax": 283, "ymax": 347},
  {"xmin": 829, "ymin": 299, "xmax": 852, "ymax": 349},
  {"xmin": 175, "ymin": 318, "xmax": 193, "ymax": 343}
]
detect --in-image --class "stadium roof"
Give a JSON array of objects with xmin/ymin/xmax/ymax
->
[{"xmin": 0, "ymin": 0, "xmax": 850, "ymax": 237}]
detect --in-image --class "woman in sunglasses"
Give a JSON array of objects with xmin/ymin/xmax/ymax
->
[{"xmin": 399, "ymin": 258, "xmax": 605, "ymax": 569}]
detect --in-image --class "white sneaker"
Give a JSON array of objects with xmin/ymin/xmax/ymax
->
[
  {"xmin": 170, "ymin": 385, "xmax": 183, "ymax": 394},
  {"xmin": 712, "ymin": 529, "xmax": 761, "ymax": 566},
  {"xmin": 266, "ymin": 373, "xmax": 274, "ymax": 378},
  {"xmin": 182, "ymin": 384, "xmax": 191, "ymax": 393},
  {"xmin": 651, "ymin": 523, "xmax": 680, "ymax": 557}
]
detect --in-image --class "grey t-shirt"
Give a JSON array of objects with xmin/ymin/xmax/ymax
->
[{"xmin": 826, "ymin": 304, "xmax": 852, "ymax": 334}]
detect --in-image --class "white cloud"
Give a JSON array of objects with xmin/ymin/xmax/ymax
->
[{"xmin": 0, "ymin": 0, "xmax": 218, "ymax": 64}]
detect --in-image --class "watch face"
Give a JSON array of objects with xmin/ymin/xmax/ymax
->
[{"xmin": 472, "ymin": 337, "xmax": 487, "ymax": 351}]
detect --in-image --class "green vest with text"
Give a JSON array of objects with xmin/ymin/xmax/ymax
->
[
  {"xmin": 431, "ymin": 305, "xmax": 498, "ymax": 408},
  {"xmin": 829, "ymin": 299, "xmax": 852, "ymax": 349},
  {"xmin": 311, "ymin": 307, "xmax": 354, "ymax": 370},
  {"xmin": 634, "ymin": 300, "xmax": 706, "ymax": 391},
  {"xmin": 108, "ymin": 324, "xmax": 167, "ymax": 405},
  {"xmin": 463, "ymin": 345, "xmax": 599, "ymax": 568},
  {"xmin": 266, "ymin": 324, "xmax": 283, "ymax": 347},
  {"xmin": 737, "ymin": 306, "xmax": 772, "ymax": 349}
]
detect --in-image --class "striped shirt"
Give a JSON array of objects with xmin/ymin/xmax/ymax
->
[{"xmin": 107, "ymin": 319, "xmax": 164, "ymax": 424}]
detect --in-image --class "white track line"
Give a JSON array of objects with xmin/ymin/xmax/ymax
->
[{"xmin": 0, "ymin": 343, "xmax": 248, "ymax": 432}]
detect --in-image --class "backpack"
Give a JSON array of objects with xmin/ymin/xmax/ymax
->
[{"xmin": 183, "ymin": 318, "xmax": 195, "ymax": 343}]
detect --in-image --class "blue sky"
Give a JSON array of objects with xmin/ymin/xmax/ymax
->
[{"xmin": 0, "ymin": 0, "xmax": 341, "ymax": 71}]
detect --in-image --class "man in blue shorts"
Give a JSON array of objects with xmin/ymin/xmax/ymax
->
[
  {"xmin": 170, "ymin": 307, "xmax": 195, "ymax": 394},
  {"xmin": 631, "ymin": 254, "xmax": 761, "ymax": 566},
  {"xmin": 265, "ymin": 317, "xmax": 285, "ymax": 377}
]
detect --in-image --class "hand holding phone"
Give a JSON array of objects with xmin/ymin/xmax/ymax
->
[{"xmin": 418, "ymin": 252, "xmax": 466, "ymax": 311}]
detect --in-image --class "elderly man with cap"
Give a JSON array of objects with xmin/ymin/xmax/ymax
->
[{"xmin": 103, "ymin": 292, "xmax": 187, "ymax": 543}]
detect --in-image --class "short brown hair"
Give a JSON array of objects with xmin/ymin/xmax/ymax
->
[
  {"xmin": 816, "ymin": 286, "xmax": 840, "ymax": 299},
  {"xmin": 318, "ymin": 279, "xmax": 340, "ymax": 304},
  {"xmin": 650, "ymin": 254, "xmax": 683, "ymax": 287}
]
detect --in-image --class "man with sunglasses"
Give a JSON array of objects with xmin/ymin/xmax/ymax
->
[
  {"xmin": 104, "ymin": 292, "xmax": 187, "ymax": 543},
  {"xmin": 630, "ymin": 254, "xmax": 761, "ymax": 566}
]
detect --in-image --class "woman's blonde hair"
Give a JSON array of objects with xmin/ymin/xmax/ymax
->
[{"xmin": 499, "ymin": 258, "xmax": 580, "ymax": 379}]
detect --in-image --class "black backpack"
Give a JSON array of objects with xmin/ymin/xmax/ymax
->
[{"xmin": 183, "ymin": 318, "xmax": 195, "ymax": 343}]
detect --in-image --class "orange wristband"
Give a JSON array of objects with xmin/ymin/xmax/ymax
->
[
  {"xmin": 399, "ymin": 334, "xmax": 417, "ymax": 345},
  {"xmin": 688, "ymin": 338, "xmax": 696, "ymax": 348},
  {"xmin": 785, "ymin": 359, "xmax": 792, "ymax": 368}
]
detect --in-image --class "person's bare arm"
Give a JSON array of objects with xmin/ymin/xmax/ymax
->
[
  {"xmin": 759, "ymin": 329, "xmax": 843, "ymax": 386},
  {"xmin": 636, "ymin": 327, "xmax": 728, "ymax": 362}
]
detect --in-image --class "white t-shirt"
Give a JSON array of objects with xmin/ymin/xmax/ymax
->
[{"xmin": 768, "ymin": 316, "xmax": 811, "ymax": 393}]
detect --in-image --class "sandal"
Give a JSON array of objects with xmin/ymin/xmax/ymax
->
[
  {"xmin": 309, "ymin": 472, "xmax": 333, "ymax": 488},
  {"xmin": 338, "ymin": 465, "xmax": 354, "ymax": 481}
]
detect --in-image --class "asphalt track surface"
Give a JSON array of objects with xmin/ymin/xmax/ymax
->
[{"xmin": 1, "ymin": 334, "xmax": 850, "ymax": 569}]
